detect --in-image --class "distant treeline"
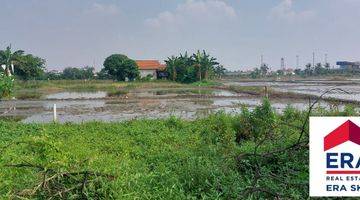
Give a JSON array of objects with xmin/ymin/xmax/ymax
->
[
  {"xmin": 45, "ymin": 67, "xmax": 96, "ymax": 80},
  {"xmin": 1, "ymin": 46, "xmax": 226, "ymax": 83},
  {"xmin": 227, "ymin": 62, "xmax": 360, "ymax": 79}
]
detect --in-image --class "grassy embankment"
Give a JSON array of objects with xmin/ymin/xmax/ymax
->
[{"xmin": 1, "ymin": 99, "xmax": 357, "ymax": 199}]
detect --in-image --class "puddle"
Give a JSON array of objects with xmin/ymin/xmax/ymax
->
[
  {"xmin": 45, "ymin": 91, "xmax": 107, "ymax": 99},
  {"xmin": 132, "ymin": 88, "xmax": 239, "ymax": 98},
  {"xmin": 211, "ymin": 90, "xmax": 238, "ymax": 96}
]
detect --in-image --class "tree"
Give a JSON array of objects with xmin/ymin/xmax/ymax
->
[
  {"xmin": 192, "ymin": 50, "xmax": 219, "ymax": 80},
  {"xmin": 324, "ymin": 63, "xmax": 331, "ymax": 74},
  {"xmin": 276, "ymin": 69, "xmax": 284, "ymax": 76},
  {"xmin": 0, "ymin": 72, "xmax": 14, "ymax": 97},
  {"xmin": 97, "ymin": 68, "xmax": 113, "ymax": 80},
  {"xmin": 165, "ymin": 52, "xmax": 196, "ymax": 83},
  {"xmin": 0, "ymin": 45, "xmax": 24, "ymax": 76},
  {"xmin": 304, "ymin": 63, "xmax": 312, "ymax": 76},
  {"xmin": 45, "ymin": 71, "xmax": 62, "ymax": 80},
  {"xmin": 214, "ymin": 65, "xmax": 226, "ymax": 78},
  {"xmin": 294, "ymin": 68, "xmax": 303, "ymax": 76},
  {"xmin": 14, "ymin": 54, "xmax": 45, "ymax": 80},
  {"xmin": 192, "ymin": 51, "xmax": 203, "ymax": 81},
  {"xmin": 103, "ymin": 54, "xmax": 139, "ymax": 81},
  {"xmin": 165, "ymin": 56, "xmax": 178, "ymax": 81},
  {"xmin": 251, "ymin": 68, "xmax": 261, "ymax": 78},
  {"xmin": 260, "ymin": 63, "xmax": 269, "ymax": 77},
  {"xmin": 314, "ymin": 63, "xmax": 324, "ymax": 75},
  {"xmin": 164, "ymin": 50, "xmax": 223, "ymax": 83},
  {"xmin": 62, "ymin": 66, "xmax": 94, "ymax": 80},
  {"xmin": 0, "ymin": 45, "xmax": 45, "ymax": 80},
  {"xmin": 0, "ymin": 45, "xmax": 19, "ymax": 97}
]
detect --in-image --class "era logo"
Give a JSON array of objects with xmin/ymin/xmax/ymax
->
[{"xmin": 310, "ymin": 117, "xmax": 360, "ymax": 197}]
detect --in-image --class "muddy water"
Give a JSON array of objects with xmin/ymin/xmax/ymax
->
[
  {"xmin": 45, "ymin": 91, "xmax": 107, "ymax": 99},
  {"xmin": 0, "ymin": 87, "xmax": 343, "ymax": 123},
  {"xmin": 224, "ymin": 80, "xmax": 360, "ymax": 102}
]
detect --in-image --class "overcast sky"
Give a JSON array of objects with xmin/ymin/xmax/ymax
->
[{"xmin": 1, "ymin": 0, "xmax": 359, "ymax": 71}]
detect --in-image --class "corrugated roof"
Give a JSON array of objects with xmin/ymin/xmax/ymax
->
[{"xmin": 136, "ymin": 60, "xmax": 165, "ymax": 70}]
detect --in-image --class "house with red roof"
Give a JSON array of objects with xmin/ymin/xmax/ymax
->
[{"xmin": 135, "ymin": 60, "xmax": 167, "ymax": 79}]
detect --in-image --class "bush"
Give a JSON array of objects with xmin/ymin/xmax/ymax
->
[{"xmin": 0, "ymin": 72, "xmax": 14, "ymax": 98}]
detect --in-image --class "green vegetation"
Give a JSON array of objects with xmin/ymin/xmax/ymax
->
[
  {"xmin": 191, "ymin": 80, "xmax": 223, "ymax": 87},
  {"xmin": 0, "ymin": 72, "xmax": 14, "ymax": 98},
  {"xmin": 233, "ymin": 62, "xmax": 360, "ymax": 79},
  {"xmin": 0, "ymin": 45, "xmax": 45, "ymax": 80},
  {"xmin": 61, "ymin": 66, "xmax": 95, "ymax": 80},
  {"xmin": 1, "ymin": 100, "xmax": 356, "ymax": 199},
  {"xmin": 103, "ymin": 54, "xmax": 139, "ymax": 81},
  {"xmin": 107, "ymin": 89, "xmax": 129, "ymax": 97},
  {"xmin": 165, "ymin": 50, "xmax": 225, "ymax": 83}
]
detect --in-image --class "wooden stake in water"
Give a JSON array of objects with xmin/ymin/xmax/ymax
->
[
  {"xmin": 264, "ymin": 86, "xmax": 269, "ymax": 98},
  {"xmin": 53, "ymin": 104, "xmax": 57, "ymax": 122}
]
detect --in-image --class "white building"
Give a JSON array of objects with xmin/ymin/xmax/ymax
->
[{"xmin": 136, "ymin": 60, "xmax": 166, "ymax": 79}]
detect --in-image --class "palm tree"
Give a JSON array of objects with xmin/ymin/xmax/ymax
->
[{"xmin": 0, "ymin": 45, "xmax": 24, "ymax": 76}]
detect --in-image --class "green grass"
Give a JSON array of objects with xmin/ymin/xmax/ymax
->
[
  {"xmin": 107, "ymin": 89, "xmax": 129, "ymax": 97},
  {"xmin": 228, "ymin": 85, "xmax": 264, "ymax": 95},
  {"xmin": 2, "ymin": 99, "xmax": 337, "ymax": 199},
  {"xmin": 2, "ymin": 97, "xmax": 353, "ymax": 199},
  {"xmin": 0, "ymin": 116, "xmax": 244, "ymax": 199},
  {"xmin": 191, "ymin": 80, "xmax": 223, "ymax": 87}
]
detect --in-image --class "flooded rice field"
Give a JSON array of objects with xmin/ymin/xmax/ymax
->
[
  {"xmin": 45, "ymin": 91, "xmax": 107, "ymax": 100},
  {"xmin": 0, "ymin": 83, "xmax": 354, "ymax": 123},
  {"xmin": 223, "ymin": 79, "xmax": 360, "ymax": 102}
]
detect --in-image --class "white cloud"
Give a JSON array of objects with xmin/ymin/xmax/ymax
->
[
  {"xmin": 84, "ymin": 3, "xmax": 120, "ymax": 16},
  {"xmin": 270, "ymin": 0, "xmax": 315, "ymax": 23},
  {"xmin": 145, "ymin": 0, "xmax": 237, "ymax": 28}
]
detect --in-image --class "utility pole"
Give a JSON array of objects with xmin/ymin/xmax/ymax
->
[
  {"xmin": 261, "ymin": 54, "xmax": 264, "ymax": 66},
  {"xmin": 281, "ymin": 57, "xmax": 285, "ymax": 70},
  {"xmin": 325, "ymin": 53, "xmax": 328, "ymax": 64},
  {"xmin": 312, "ymin": 52, "xmax": 315, "ymax": 67}
]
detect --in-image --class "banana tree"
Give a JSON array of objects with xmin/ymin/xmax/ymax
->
[
  {"xmin": 192, "ymin": 50, "xmax": 203, "ymax": 81},
  {"xmin": 0, "ymin": 45, "xmax": 22, "ymax": 97},
  {"xmin": 201, "ymin": 50, "xmax": 218, "ymax": 80},
  {"xmin": 165, "ymin": 56, "xmax": 178, "ymax": 81},
  {"xmin": 192, "ymin": 50, "xmax": 219, "ymax": 80}
]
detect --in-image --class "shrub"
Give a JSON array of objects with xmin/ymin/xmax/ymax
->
[{"xmin": 0, "ymin": 72, "xmax": 14, "ymax": 98}]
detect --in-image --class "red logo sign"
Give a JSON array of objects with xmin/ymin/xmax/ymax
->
[{"xmin": 324, "ymin": 120, "xmax": 360, "ymax": 151}]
